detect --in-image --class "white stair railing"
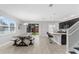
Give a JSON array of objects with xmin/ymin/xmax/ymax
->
[
  {"xmin": 68, "ymin": 21, "xmax": 79, "ymax": 35},
  {"xmin": 67, "ymin": 21, "xmax": 79, "ymax": 51}
]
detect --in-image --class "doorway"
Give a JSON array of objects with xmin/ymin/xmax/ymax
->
[{"xmin": 27, "ymin": 24, "xmax": 39, "ymax": 35}]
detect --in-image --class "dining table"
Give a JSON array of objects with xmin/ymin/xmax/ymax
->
[{"xmin": 13, "ymin": 35, "xmax": 34, "ymax": 46}]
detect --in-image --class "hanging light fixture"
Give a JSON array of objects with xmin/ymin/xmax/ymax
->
[
  {"xmin": 49, "ymin": 4, "xmax": 53, "ymax": 7},
  {"xmin": 23, "ymin": 23, "xmax": 28, "ymax": 25}
]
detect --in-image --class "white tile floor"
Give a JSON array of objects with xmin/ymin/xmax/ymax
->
[{"xmin": 0, "ymin": 35, "xmax": 66, "ymax": 54}]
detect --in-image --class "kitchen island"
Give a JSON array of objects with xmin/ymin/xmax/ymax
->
[{"xmin": 51, "ymin": 32, "xmax": 66, "ymax": 45}]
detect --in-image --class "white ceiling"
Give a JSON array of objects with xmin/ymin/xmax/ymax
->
[
  {"xmin": 0, "ymin": 4, "xmax": 79, "ymax": 22},
  {"xmin": 0, "ymin": 4, "xmax": 54, "ymax": 21}
]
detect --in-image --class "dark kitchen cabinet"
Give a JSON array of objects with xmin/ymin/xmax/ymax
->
[{"xmin": 61, "ymin": 34, "xmax": 66, "ymax": 45}]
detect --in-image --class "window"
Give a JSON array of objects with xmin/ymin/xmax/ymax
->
[{"xmin": 0, "ymin": 16, "xmax": 16, "ymax": 35}]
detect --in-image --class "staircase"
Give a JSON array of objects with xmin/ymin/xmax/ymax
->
[
  {"xmin": 69, "ymin": 47, "xmax": 79, "ymax": 54},
  {"xmin": 67, "ymin": 20, "xmax": 79, "ymax": 54},
  {"xmin": 69, "ymin": 42, "xmax": 79, "ymax": 54},
  {"xmin": 69, "ymin": 51, "xmax": 77, "ymax": 54}
]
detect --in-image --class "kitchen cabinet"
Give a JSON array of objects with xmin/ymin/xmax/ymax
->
[{"xmin": 61, "ymin": 34, "xmax": 66, "ymax": 45}]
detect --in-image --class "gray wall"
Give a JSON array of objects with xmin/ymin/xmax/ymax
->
[{"xmin": 39, "ymin": 22, "xmax": 49, "ymax": 37}]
